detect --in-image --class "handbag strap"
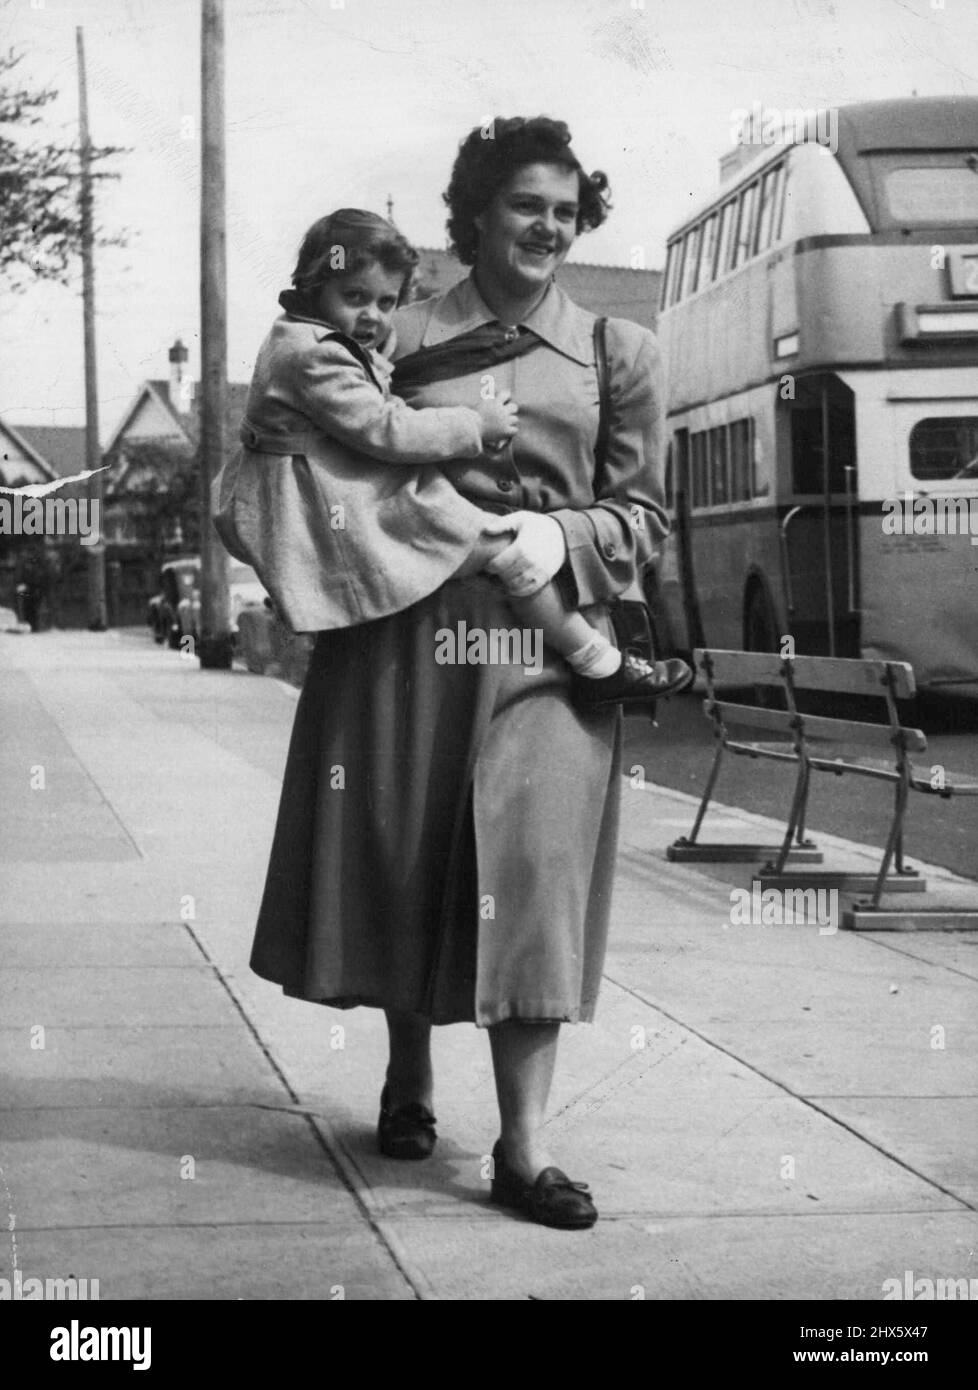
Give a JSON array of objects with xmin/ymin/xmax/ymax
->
[{"xmin": 593, "ymin": 316, "xmax": 611, "ymax": 493}]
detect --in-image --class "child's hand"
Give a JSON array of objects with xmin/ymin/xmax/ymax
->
[{"xmin": 476, "ymin": 391, "xmax": 519, "ymax": 449}]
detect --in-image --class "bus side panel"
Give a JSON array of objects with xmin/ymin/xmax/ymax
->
[
  {"xmin": 655, "ymin": 524, "xmax": 692, "ymax": 652},
  {"xmin": 690, "ymin": 512, "xmax": 785, "ymax": 650},
  {"xmin": 689, "ymin": 518, "xmax": 742, "ymax": 649},
  {"xmin": 860, "ymin": 519, "xmax": 978, "ymax": 687},
  {"xmin": 853, "ymin": 377, "xmax": 978, "ymax": 690}
]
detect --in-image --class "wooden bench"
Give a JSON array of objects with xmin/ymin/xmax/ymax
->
[{"xmin": 667, "ymin": 649, "xmax": 978, "ymax": 929}]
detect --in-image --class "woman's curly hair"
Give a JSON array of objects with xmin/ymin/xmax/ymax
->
[{"xmin": 443, "ymin": 117, "xmax": 612, "ymax": 266}]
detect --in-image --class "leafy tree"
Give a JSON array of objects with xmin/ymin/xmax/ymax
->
[
  {"xmin": 106, "ymin": 439, "xmax": 201, "ymax": 557},
  {"xmin": 0, "ymin": 45, "xmax": 125, "ymax": 291}
]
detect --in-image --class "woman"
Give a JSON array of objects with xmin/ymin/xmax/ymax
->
[{"xmin": 250, "ymin": 116, "xmax": 669, "ymax": 1230}]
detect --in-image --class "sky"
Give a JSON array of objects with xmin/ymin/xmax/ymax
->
[{"xmin": 2, "ymin": 0, "xmax": 978, "ymax": 436}]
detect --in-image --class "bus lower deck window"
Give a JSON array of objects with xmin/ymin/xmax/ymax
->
[{"xmin": 910, "ymin": 417, "xmax": 978, "ymax": 481}]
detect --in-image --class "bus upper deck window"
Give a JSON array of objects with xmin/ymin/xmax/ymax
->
[
  {"xmin": 681, "ymin": 224, "xmax": 702, "ymax": 299},
  {"xmin": 910, "ymin": 417, "xmax": 978, "ymax": 481},
  {"xmin": 883, "ymin": 164, "xmax": 978, "ymax": 225},
  {"xmin": 661, "ymin": 243, "xmax": 675, "ymax": 310},
  {"xmin": 733, "ymin": 183, "xmax": 758, "ymax": 268},
  {"xmin": 716, "ymin": 198, "xmax": 737, "ymax": 277},
  {"xmin": 773, "ymin": 163, "xmax": 789, "ymax": 241},
  {"xmin": 755, "ymin": 164, "xmax": 784, "ymax": 252},
  {"xmin": 668, "ymin": 238, "xmax": 686, "ymax": 306},
  {"xmin": 697, "ymin": 212, "xmax": 720, "ymax": 288}
]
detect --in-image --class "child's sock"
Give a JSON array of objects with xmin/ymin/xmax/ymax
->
[{"xmin": 565, "ymin": 634, "xmax": 622, "ymax": 679}]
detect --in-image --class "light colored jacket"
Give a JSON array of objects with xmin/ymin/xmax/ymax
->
[
  {"xmin": 215, "ymin": 308, "xmax": 490, "ymax": 632},
  {"xmin": 392, "ymin": 275, "xmax": 669, "ymax": 609}
]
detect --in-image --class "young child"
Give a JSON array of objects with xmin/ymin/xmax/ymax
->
[{"xmin": 223, "ymin": 208, "xmax": 691, "ymax": 708}]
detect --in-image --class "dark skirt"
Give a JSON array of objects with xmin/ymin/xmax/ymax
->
[{"xmin": 249, "ymin": 574, "xmax": 622, "ymax": 1026}]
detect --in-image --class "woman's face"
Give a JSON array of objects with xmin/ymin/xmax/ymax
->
[{"xmin": 473, "ymin": 162, "xmax": 580, "ymax": 297}]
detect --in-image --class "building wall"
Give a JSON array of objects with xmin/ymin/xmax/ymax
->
[{"xmin": 412, "ymin": 248, "xmax": 663, "ymax": 331}]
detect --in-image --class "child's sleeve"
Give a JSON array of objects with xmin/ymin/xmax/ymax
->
[{"xmin": 292, "ymin": 339, "xmax": 483, "ymax": 464}]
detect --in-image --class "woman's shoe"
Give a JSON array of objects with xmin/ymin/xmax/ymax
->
[
  {"xmin": 377, "ymin": 1084, "xmax": 437, "ymax": 1160},
  {"xmin": 489, "ymin": 1139, "xmax": 597, "ymax": 1229},
  {"xmin": 572, "ymin": 651, "xmax": 693, "ymax": 711}
]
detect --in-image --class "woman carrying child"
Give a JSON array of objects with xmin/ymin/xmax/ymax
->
[{"xmin": 243, "ymin": 117, "xmax": 687, "ymax": 1230}]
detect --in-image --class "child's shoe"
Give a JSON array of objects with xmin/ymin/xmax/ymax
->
[{"xmin": 572, "ymin": 651, "xmax": 693, "ymax": 711}]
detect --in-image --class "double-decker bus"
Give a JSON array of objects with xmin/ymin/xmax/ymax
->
[{"xmin": 651, "ymin": 97, "xmax": 978, "ymax": 694}]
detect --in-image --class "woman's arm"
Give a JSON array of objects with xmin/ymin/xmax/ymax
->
[{"xmin": 548, "ymin": 324, "xmax": 670, "ymax": 608}]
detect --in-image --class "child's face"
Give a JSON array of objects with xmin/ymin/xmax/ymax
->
[{"xmin": 315, "ymin": 262, "xmax": 403, "ymax": 350}]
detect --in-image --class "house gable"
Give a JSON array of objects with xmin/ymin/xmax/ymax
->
[
  {"xmin": 0, "ymin": 418, "xmax": 60, "ymax": 488},
  {"xmin": 111, "ymin": 386, "xmax": 191, "ymax": 451}
]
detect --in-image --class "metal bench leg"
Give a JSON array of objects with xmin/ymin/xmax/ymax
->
[
  {"xmin": 685, "ymin": 737, "xmax": 725, "ymax": 847},
  {"xmin": 871, "ymin": 776, "xmax": 910, "ymax": 909},
  {"xmin": 771, "ymin": 758, "xmax": 811, "ymax": 875},
  {"xmin": 795, "ymin": 768, "xmax": 812, "ymax": 847}
]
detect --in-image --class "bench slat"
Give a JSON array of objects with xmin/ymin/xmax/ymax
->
[
  {"xmin": 695, "ymin": 649, "xmax": 916, "ymax": 700},
  {"xmin": 709, "ymin": 700, "xmax": 927, "ymax": 752}
]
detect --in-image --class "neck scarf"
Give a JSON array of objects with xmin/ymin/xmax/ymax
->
[{"xmin": 392, "ymin": 322, "xmax": 543, "ymax": 393}]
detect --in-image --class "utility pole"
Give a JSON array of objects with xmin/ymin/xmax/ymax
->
[
  {"xmin": 76, "ymin": 27, "xmax": 107, "ymax": 631},
  {"xmin": 198, "ymin": 0, "xmax": 232, "ymax": 668}
]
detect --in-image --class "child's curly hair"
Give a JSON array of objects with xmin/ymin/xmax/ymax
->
[
  {"xmin": 443, "ymin": 117, "xmax": 611, "ymax": 266},
  {"xmin": 292, "ymin": 208, "xmax": 419, "ymax": 304}
]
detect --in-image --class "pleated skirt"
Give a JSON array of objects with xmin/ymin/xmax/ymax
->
[{"xmin": 249, "ymin": 574, "xmax": 622, "ymax": 1026}]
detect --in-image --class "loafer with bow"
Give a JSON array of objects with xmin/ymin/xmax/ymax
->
[
  {"xmin": 572, "ymin": 651, "xmax": 693, "ymax": 711},
  {"xmin": 489, "ymin": 1139, "xmax": 598, "ymax": 1230},
  {"xmin": 377, "ymin": 1085, "xmax": 437, "ymax": 1160}
]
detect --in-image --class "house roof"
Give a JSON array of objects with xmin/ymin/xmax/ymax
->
[
  {"xmin": 412, "ymin": 248, "xmax": 664, "ymax": 331},
  {"xmin": 105, "ymin": 379, "xmax": 252, "ymax": 457},
  {"xmin": 15, "ymin": 425, "xmax": 90, "ymax": 479},
  {"xmin": 0, "ymin": 417, "xmax": 60, "ymax": 485}
]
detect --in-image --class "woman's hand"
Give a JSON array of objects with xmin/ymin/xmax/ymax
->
[
  {"xmin": 476, "ymin": 391, "xmax": 519, "ymax": 450},
  {"xmin": 480, "ymin": 511, "xmax": 567, "ymax": 596}
]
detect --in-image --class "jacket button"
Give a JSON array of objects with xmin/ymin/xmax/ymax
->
[
  {"xmin": 498, "ymin": 479, "xmax": 514, "ymax": 492},
  {"xmin": 602, "ymin": 542, "xmax": 617, "ymax": 558}
]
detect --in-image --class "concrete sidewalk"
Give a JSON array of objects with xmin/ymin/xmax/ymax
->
[{"xmin": 1, "ymin": 625, "xmax": 976, "ymax": 1301}]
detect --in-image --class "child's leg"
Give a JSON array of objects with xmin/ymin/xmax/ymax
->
[
  {"xmin": 451, "ymin": 530, "xmax": 621, "ymax": 680},
  {"xmin": 508, "ymin": 581, "xmax": 622, "ymax": 679}
]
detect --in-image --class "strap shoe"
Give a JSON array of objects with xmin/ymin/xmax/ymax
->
[{"xmin": 572, "ymin": 651, "xmax": 693, "ymax": 711}]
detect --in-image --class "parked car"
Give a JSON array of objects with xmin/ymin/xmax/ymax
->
[
  {"xmin": 148, "ymin": 557, "xmax": 200, "ymax": 648},
  {"xmin": 175, "ymin": 558, "xmax": 267, "ymax": 647},
  {"xmin": 149, "ymin": 556, "xmax": 266, "ymax": 650}
]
